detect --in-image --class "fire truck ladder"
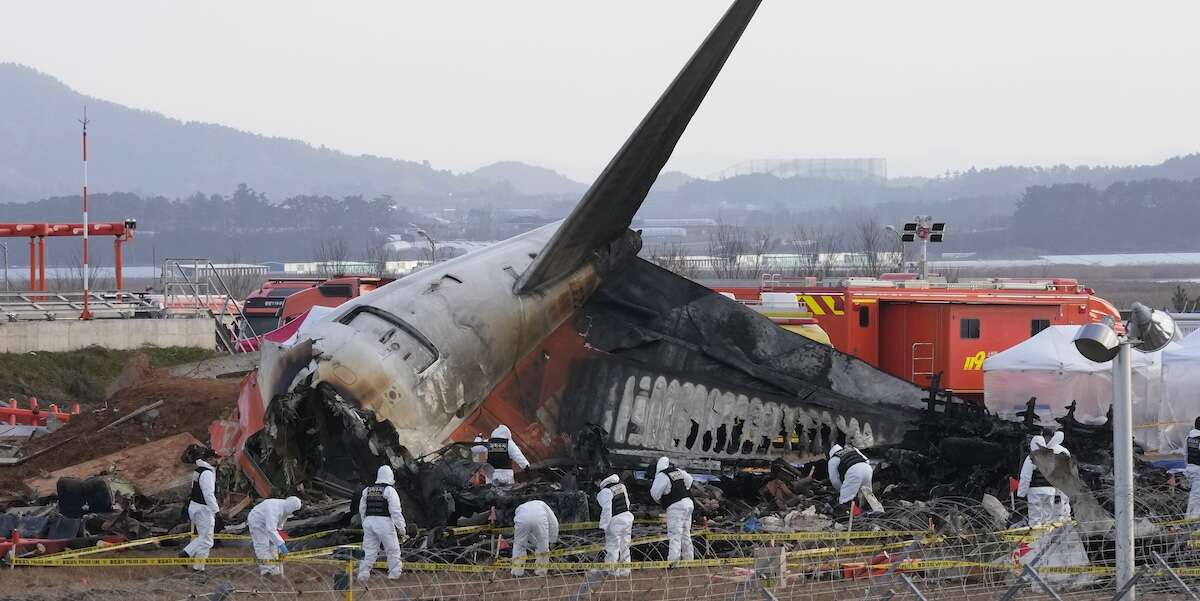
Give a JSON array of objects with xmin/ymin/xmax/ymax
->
[
  {"xmin": 159, "ymin": 258, "xmax": 258, "ymax": 354},
  {"xmin": 912, "ymin": 342, "xmax": 936, "ymax": 383}
]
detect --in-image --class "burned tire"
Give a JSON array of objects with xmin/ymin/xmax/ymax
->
[
  {"xmin": 82, "ymin": 477, "xmax": 113, "ymax": 513},
  {"xmin": 56, "ymin": 477, "xmax": 86, "ymax": 518}
]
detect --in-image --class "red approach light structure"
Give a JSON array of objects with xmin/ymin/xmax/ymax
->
[
  {"xmin": 80, "ymin": 108, "xmax": 91, "ymax": 318},
  {"xmin": 0, "ymin": 220, "xmax": 137, "ymax": 293}
]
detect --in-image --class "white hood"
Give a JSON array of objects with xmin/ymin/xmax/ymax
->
[
  {"xmin": 1031, "ymin": 432, "xmax": 1069, "ymax": 454},
  {"xmin": 376, "ymin": 465, "xmax": 395, "ymax": 486},
  {"xmin": 828, "ymin": 444, "xmax": 843, "ymax": 458},
  {"xmin": 656, "ymin": 456, "xmax": 670, "ymax": 472},
  {"xmin": 1190, "ymin": 429, "xmax": 1200, "ymax": 439},
  {"xmin": 599, "ymin": 473, "xmax": 620, "ymax": 487},
  {"xmin": 284, "ymin": 496, "xmax": 302, "ymax": 514},
  {"xmin": 196, "ymin": 459, "xmax": 214, "ymax": 471},
  {"xmin": 491, "ymin": 425, "xmax": 512, "ymax": 439}
]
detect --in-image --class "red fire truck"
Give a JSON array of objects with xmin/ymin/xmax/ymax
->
[
  {"xmin": 709, "ymin": 274, "xmax": 1121, "ymax": 400},
  {"xmin": 237, "ymin": 276, "xmax": 393, "ymax": 349}
]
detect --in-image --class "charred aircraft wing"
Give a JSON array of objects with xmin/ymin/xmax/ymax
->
[{"xmin": 515, "ymin": 0, "xmax": 761, "ymax": 293}]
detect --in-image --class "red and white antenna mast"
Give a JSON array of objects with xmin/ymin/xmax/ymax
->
[{"xmin": 79, "ymin": 107, "xmax": 92, "ymax": 320}]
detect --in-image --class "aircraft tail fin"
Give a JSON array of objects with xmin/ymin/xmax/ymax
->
[{"xmin": 515, "ymin": 0, "xmax": 761, "ymax": 294}]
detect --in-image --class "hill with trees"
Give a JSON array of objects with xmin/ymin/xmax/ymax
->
[{"xmin": 0, "ymin": 63, "xmax": 585, "ymax": 203}]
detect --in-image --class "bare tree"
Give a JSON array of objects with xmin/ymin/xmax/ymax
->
[
  {"xmin": 220, "ymin": 250, "xmax": 267, "ymax": 300},
  {"xmin": 362, "ymin": 234, "xmax": 397, "ymax": 277},
  {"xmin": 49, "ymin": 256, "xmax": 111, "ymax": 292},
  {"xmin": 788, "ymin": 224, "xmax": 840, "ymax": 280},
  {"xmin": 646, "ymin": 241, "xmax": 700, "ymax": 279},
  {"xmin": 855, "ymin": 217, "xmax": 885, "ymax": 277},
  {"xmin": 707, "ymin": 220, "xmax": 748, "ymax": 279},
  {"xmin": 313, "ymin": 234, "xmax": 350, "ymax": 277}
]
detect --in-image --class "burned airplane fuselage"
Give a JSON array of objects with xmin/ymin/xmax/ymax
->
[
  {"xmin": 239, "ymin": 0, "xmax": 768, "ymax": 494},
  {"xmin": 236, "ymin": 0, "xmax": 932, "ymax": 501},
  {"xmin": 263, "ymin": 225, "xmax": 627, "ymax": 457}
]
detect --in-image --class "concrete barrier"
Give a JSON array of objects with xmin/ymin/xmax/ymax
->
[{"xmin": 0, "ymin": 317, "xmax": 216, "ymax": 353}]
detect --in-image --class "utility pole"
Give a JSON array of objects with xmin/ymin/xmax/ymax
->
[
  {"xmin": 1112, "ymin": 340, "xmax": 1135, "ymax": 599},
  {"xmin": 79, "ymin": 107, "xmax": 92, "ymax": 319},
  {"xmin": 1, "ymin": 241, "xmax": 8, "ymax": 292}
]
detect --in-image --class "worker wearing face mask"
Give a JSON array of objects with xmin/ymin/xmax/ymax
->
[{"xmin": 650, "ymin": 457, "xmax": 694, "ymax": 562}]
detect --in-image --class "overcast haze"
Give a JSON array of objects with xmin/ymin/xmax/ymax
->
[{"xmin": 3, "ymin": 1, "xmax": 1199, "ymax": 183}]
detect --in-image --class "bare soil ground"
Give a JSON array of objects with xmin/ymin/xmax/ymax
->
[
  {"xmin": 0, "ymin": 371, "xmax": 240, "ymax": 495},
  {"xmin": 0, "ymin": 347, "xmax": 219, "ymax": 404}
]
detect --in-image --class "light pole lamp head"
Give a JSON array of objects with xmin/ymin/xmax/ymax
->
[
  {"xmin": 1073, "ymin": 302, "xmax": 1179, "ymax": 363},
  {"xmin": 1074, "ymin": 322, "xmax": 1121, "ymax": 363},
  {"xmin": 1128, "ymin": 302, "xmax": 1178, "ymax": 353}
]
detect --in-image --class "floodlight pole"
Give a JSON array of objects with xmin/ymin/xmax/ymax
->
[
  {"xmin": 1112, "ymin": 340, "xmax": 1135, "ymax": 600},
  {"xmin": 919, "ymin": 236, "xmax": 929, "ymax": 280}
]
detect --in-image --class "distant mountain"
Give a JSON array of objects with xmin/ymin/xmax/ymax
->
[
  {"xmin": 468, "ymin": 161, "xmax": 586, "ymax": 196},
  {"xmin": 0, "ymin": 63, "xmax": 519, "ymax": 203},
  {"xmin": 650, "ymin": 170, "xmax": 697, "ymax": 192}
]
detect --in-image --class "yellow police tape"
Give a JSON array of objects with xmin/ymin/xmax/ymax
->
[
  {"xmin": 30, "ymin": 528, "xmax": 353, "ymax": 562},
  {"xmin": 447, "ymin": 517, "xmax": 667, "ymax": 537},
  {"xmin": 493, "ymin": 534, "xmax": 669, "ymax": 563},
  {"xmin": 705, "ymin": 530, "xmax": 928, "ymax": 542}
]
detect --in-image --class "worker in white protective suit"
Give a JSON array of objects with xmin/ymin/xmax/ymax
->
[
  {"xmin": 827, "ymin": 444, "xmax": 874, "ymax": 507},
  {"xmin": 357, "ymin": 466, "xmax": 408, "ymax": 583},
  {"xmin": 1185, "ymin": 417, "xmax": 1200, "ymax": 519},
  {"xmin": 247, "ymin": 496, "xmax": 303, "ymax": 576},
  {"xmin": 650, "ymin": 457, "xmax": 694, "ymax": 562},
  {"xmin": 1018, "ymin": 430, "xmax": 1070, "ymax": 526},
  {"xmin": 181, "ymin": 455, "xmax": 220, "ymax": 571},
  {"xmin": 596, "ymin": 474, "xmax": 634, "ymax": 576},
  {"xmin": 510, "ymin": 499, "xmax": 559, "ymax": 577},
  {"xmin": 470, "ymin": 434, "xmax": 489, "ymax": 464},
  {"xmin": 487, "ymin": 425, "xmax": 530, "ymax": 486}
]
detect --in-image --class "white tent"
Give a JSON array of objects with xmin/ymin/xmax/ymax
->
[
  {"xmin": 1160, "ymin": 329, "xmax": 1200, "ymax": 454},
  {"xmin": 984, "ymin": 325, "xmax": 1170, "ymax": 451}
]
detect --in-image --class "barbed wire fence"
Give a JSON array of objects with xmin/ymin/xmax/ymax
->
[{"xmin": 10, "ymin": 489, "xmax": 1200, "ymax": 601}]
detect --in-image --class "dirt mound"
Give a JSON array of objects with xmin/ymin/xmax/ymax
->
[
  {"xmin": 0, "ymin": 371, "xmax": 241, "ymax": 495},
  {"xmin": 103, "ymin": 353, "xmax": 153, "ymax": 399},
  {"xmin": 0, "ymin": 347, "xmax": 219, "ymax": 404}
]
